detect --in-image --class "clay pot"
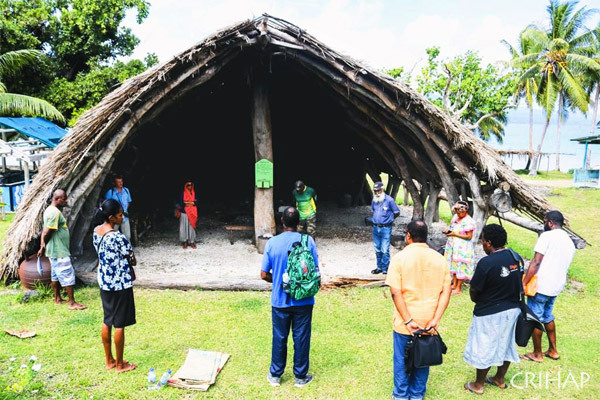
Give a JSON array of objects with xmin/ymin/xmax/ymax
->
[{"xmin": 19, "ymin": 255, "xmax": 52, "ymax": 289}]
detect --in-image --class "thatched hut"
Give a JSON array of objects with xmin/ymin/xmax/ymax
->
[{"xmin": 0, "ymin": 15, "xmax": 583, "ymax": 280}]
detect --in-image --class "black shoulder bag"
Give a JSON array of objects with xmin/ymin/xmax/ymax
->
[
  {"xmin": 405, "ymin": 328, "xmax": 448, "ymax": 374},
  {"xmin": 508, "ymin": 249, "xmax": 545, "ymax": 347}
]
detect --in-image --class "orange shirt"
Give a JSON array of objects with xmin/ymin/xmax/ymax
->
[{"xmin": 385, "ymin": 243, "xmax": 451, "ymax": 335}]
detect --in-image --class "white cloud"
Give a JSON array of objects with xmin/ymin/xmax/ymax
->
[{"xmin": 123, "ymin": 0, "xmax": 599, "ymax": 74}]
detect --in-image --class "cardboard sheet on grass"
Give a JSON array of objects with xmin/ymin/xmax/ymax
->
[{"xmin": 167, "ymin": 349, "xmax": 230, "ymax": 391}]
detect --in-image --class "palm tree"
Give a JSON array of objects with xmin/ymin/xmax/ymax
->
[
  {"xmin": 502, "ymin": 31, "xmax": 542, "ymax": 170},
  {"xmin": 515, "ymin": 1, "xmax": 599, "ymax": 175},
  {"xmin": 0, "ymin": 49, "xmax": 64, "ymax": 123},
  {"xmin": 582, "ymin": 24, "xmax": 600, "ymax": 169}
]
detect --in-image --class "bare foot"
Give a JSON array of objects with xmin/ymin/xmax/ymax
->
[
  {"xmin": 190, "ymin": 243, "xmax": 197, "ymax": 249},
  {"xmin": 54, "ymin": 299, "xmax": 68, "ymax": 304},
  {"xmin": 106, "ymin": 359, "xmax": 117, "ymax": 370},
  {"xmin": 68, "ymin": 302, "xmax": 87, "ymax": 310},
  {"xmin": 451, "ymin": 290, "xmax": 462, "ymax": 295},
  {"xmin": 182, "ymin": 242, "xmax": 188, "ymax": 249},
  {"xmin": 116, "ymin": 361, "xmax": 137, "ymax": 373}
]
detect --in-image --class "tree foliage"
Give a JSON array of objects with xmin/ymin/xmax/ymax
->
[
  {"xmin": 506, "ymin": 0, "xmax": 600, "ymax": 174},
  {"xmin": 413, "ymin": 47, "xmax": 517, "ymax": 142},
  {"xmin": 0, "ymin": 49, "xmax": 64, "ymax": 122},
  {"xmin": 0, "ymin": 0, "xmax": 151, "ymax": 125},
  {"xmin": 44, "ymin": 58, "xmax": 155, "ymax": 125}
]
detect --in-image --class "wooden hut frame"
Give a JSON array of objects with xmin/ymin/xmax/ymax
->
[{"xmin": 0, "ymin": 15, "xmax": 585, "ymax": 279}]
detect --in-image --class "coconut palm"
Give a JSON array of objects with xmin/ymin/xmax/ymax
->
[
  {"xmin": 581, "ymin": 24, "xmax": 600, "ymax": 168},
  {"xmin": 502, "ymin": 31, "xmax": 543, "ymax": 170},
  {"xmin": 515, "ymin": 1, "xmax": 600, "ymax": 175},
  {"xmin": 0, "ymin": 49, "xmax": 65, "ymax": 123}
]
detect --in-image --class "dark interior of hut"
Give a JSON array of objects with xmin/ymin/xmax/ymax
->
[{"xmin": 102, "ymin": 51, "xmax": 389, "ymax": 232}]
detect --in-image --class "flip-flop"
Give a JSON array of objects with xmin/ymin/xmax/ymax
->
[
  {"xmin": 485, "ymin": 377, "xmax": 508, "ymax": 389},
  {"xmin": 520, "ymin": 353, "xmax": 542, "ymax": 363},
  {"xmin": 68, "ymin": 304, "xmax": 87, "ymax": 310},
  {"xmin": 464, "ymin": 382, "xmax": 483, "ymax": 395},
  {"xmin": 544, "ymin": 352, "xmax": 560, "ymax": 360}
]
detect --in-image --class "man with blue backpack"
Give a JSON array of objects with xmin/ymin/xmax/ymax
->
[{"xmin": 261, "ymin": 207, "xmax": 320, "ymax": 388}]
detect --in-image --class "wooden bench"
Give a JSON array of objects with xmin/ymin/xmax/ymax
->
[{"xmin": 224, "ymin": 225, "xmax": 255, "ymax": 245}]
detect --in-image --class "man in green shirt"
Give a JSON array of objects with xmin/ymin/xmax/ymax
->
[
  {"xmin": 293, "ymin": 180, "xmax": 317, "ymax": 236},
  {"xmin": 38, "ymin": 189, "xmax": 86, "ymax": 310}
]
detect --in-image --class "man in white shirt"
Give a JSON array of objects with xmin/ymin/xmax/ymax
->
[{"xmin": 521, "ymin": 210, "xmax": 575, "ymax": 363}]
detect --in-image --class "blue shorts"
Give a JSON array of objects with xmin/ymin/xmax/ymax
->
[
  {"xmin": 50, "ymin": 256, "xmax": 76, "ymax": 287},
  {"xmin": 527, "ymin": 293, "xmax": 556, "ymax": 324}
]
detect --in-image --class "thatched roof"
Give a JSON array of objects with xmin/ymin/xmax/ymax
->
[{"xmin": 0, "ymin": 14, "xmax": 583, "ymax": 279}]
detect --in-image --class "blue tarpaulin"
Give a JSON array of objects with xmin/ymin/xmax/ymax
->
[{"xmin": 0, "ymin": 117, "xmax": 67, "ymax": 148}]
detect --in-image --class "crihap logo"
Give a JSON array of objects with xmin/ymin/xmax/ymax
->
[{"xmin": 510, "ymin": 371, "xmax": 590, "ymax": 389}]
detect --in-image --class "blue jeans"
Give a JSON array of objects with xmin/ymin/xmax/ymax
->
[
  {"xmin": 527, "ymin": 293, "xmax": 557, "ymax": 324},
  {"xmin": 373, "ymin": 225, "xmax": 392, "ymax": 272},
  {"xmin": 393, "ymin": 332, "xmax": 429, "ymax": 400},
  {"xmin": 270, "ymin": 305, "xmax": 313, "ymax": 379}
]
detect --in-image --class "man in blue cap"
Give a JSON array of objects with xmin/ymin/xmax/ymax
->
[{"xmin": 371, "ymin": 181, "xmax": 400, "ymax": 274}]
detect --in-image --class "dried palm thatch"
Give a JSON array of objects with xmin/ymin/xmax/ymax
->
[{"xmin": 0, "ymin": 14, "xmax": 584, "ymax": 280}]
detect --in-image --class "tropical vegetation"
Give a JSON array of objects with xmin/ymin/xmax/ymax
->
[
  {"xmin": 387, "ymin": 0, "xmax": 600, "ymax": 176},
  {"xmin": 0, "ymin": 0, "xmax": 156, "ymax": 126},
  {"xmin": 0, "ymin": 49, "xmax": 64, "ymax": 123}
]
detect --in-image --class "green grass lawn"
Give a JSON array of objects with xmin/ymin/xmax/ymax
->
[
  {"xmin": 1, "ymin": 187, "xmax": 599, "ymax": 399},
  {"xmin": 515, "ymin": 169, "xmax": 573, "ymax": 180},
  {"xmin": 0, "ymin": 213, "xmax": 14, "ymax": 255}
]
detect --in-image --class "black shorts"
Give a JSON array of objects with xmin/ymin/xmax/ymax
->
[{"xmin": 100, "ymin": 287, "xmax": 136, "ymax": 328}]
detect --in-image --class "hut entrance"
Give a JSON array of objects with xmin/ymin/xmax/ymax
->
[{"xmin": 96, "ymin": 52, "xmax": 380, "ymax": 252}]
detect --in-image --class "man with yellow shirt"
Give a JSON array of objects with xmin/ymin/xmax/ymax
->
[
  {"xmin": 293, "ymin": 180, "xmax": 317, "ymax": 236},
  {"xmin": 385, "ymin": 219, "xmax": 451, "ymax": 400}
]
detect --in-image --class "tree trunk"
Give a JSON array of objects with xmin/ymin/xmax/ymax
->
[
  {"xmin": 529, "ymin": 117, "xmax": 551, "ymax": 176},
  {"xmin": 555, "ymin": 92, "xmax": 563, "ymax": 171},
  {"xmin": 525, "ymin": 105, "xmax": 534, "ymax": 170},
  {"xmin": 424, "ymin": 183, "xmax": 441, "ymax": 227},
  {"xmin": 251, "ymin": 72, "xmax": 275, "ymax": 243},
  {"xmin": 403, "ymin": 182, "xmax": 409, "ymax": 205},
  {"xmin": 587, "ymin": 86, "xmax": 600, "ymax": 169}
]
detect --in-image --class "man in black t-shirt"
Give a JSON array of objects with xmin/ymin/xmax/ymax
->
[{"xmin": 463, "ymin": 224, "xmax": 523, "ymax": 395}]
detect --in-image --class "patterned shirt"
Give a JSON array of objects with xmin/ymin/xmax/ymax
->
[{"xmin": 93, "ymin": 231, "xmax": 134, "ymax": 291}]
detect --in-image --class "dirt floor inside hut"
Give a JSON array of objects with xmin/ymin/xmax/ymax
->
[{"xmin": 78, "ymin": 202, "xmax": 486, "ymax": 290}]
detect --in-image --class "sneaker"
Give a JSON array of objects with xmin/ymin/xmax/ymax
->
[
  {"xmin": 267, "ymin": 372, "xmax": 281, "ymax": 387},
  {"xmin": 371, "ymin": 268, "xmax": 383, "ymax": 274},
  {"xmin": 382, "ymin": 270, "xmax": 388, "ymax": 275},
  {"xmin": 294, "ymin": 374, "xmax": 313, "ymax": 387}
]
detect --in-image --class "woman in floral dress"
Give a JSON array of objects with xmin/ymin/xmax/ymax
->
[
  {"xmin": 93, "ymin": 198, "xmax": 137, "ymax": 373},
  {"xmin": 444, "ymin": 201, "xmax": 476, "ymax": 295}
]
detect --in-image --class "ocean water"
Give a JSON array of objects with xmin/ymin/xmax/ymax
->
[{"xmin": 488, "ymin": 107, "xmax": 599, "ymax": 172}]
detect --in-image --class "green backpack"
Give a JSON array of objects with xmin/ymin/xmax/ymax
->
[{"xmin": 283, "ymin": 234, "xmax": 321, "ymax": 300}]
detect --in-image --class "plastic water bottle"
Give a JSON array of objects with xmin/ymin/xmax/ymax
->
[
  {"xmin": 147, "ymin": 367, "xmax": 156, "ymax": 390},
  {"xmin": 158, "ymin": 369, "xmax": 172, "ymax": 388}
]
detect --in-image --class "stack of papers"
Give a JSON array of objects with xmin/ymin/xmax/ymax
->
[{"xmin": 167, "ymin": 349, "xmax": 230, "ymax": 391}]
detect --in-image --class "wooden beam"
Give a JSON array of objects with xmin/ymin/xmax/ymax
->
[{"xmin": 251, "ymin": 67, "xmax": 276, "ymax": 243}]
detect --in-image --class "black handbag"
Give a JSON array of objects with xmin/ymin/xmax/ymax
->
[
  {"xmin": 507, "ymin": 249, "xmax": 545, "ymax": 347},
  {"xmin": 405, "ymin": 328, "xmax": 447, "ymax": 373}
]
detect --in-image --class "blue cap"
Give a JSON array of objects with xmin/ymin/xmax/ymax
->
[{"xmin": 373, "ymin": 182, "xmax": 384, "ymax": 191}]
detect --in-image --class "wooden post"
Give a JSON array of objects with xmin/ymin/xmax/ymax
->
[
  {"xmin": 424, "ymin": 183, "xmax": 441, "ymax": 227},
  {"xmin": 251, "ymin": 71, "xmax": 275, "ymax": 244},
  {"xmin": 23, "ymin": 160, "xmax": 30, "ymax": 190}
]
